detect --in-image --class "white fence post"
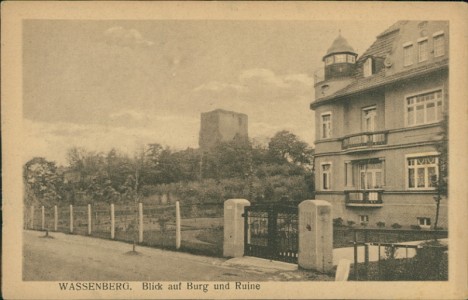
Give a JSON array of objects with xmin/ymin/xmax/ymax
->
[
  {"xmin": 298, "ymin": 200, "xmax": 333, "ymax": 272},
  {"xmin": 110, "ymin": 203, "xmax": 115, "ymax": 239},
  {"xmin": 175, "ymin": 201, "xmax": 181, "ymax": 249},
  {"xmin": 30, "ymin": 206, "xmax": 35, "ymax": 229},
  {"xmin": 87, "ymin": 204, "xmax": 92, "ymax": 235},
  {"xmin": 223, "ymin": 199, "xmax": 250, "ymax": 257},
  {"xmin": 54, "ymin": 205, "xmax": 58, "ymax": 231},
  {"xmin": 138, "ymin": 202, "xmax": 143, "ymax": 243},
  {"xmin": 70, "ymin": 204, "xmax": 74, "ymax": 233},
  {"xmin": 41, "ymin": 206, "xmax": 45, "ymax": 231}
]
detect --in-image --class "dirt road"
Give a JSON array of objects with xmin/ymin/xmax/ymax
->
[{"xmin": 23, "ymin": 230, "xmax": 331, "ymax": 281}]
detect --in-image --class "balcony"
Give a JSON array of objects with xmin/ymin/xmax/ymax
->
[
  {"xmin": 341, "ymin": 131, "xmax": 388, "ymax": 150},
  {"xmin": 345, "ymin": 190, "xmax": 383, "ymax": 207}
]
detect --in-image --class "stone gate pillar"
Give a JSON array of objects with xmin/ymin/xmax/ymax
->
[
  {"xmin": 223, "ymin": 199, "xmax": 250, "ymax": 257},
  {"xmin": 298, "ymin": 200, "xmax": 333, "ymax": 273}
]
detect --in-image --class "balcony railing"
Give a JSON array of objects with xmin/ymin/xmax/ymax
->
[
  {"xmin": 342, "ymin": 131, "xmax": 388, "ymax": 150},
  {"xmin": 345, "ymin": 190, "xmax": 383, "ymax": 207}
]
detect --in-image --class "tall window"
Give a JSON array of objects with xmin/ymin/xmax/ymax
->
[
  {"xmin": 347, "ymin": 55, "xmax": 356, "ymax": 63},
  {"xmin": 418, "ymin": 39, "xmax": 428, "ymax": 62},
  {"xmin": 403, "ymin": 43, "xmax": 413, "ymax": 66},
  {"xmin": 345, "ymin": 159, "xmax": 385, "ymax": 190},
  {"xmin": 321, "ymin": 113, "xmax": 332, "ymax": 139},
  {"xmin": 407, "ymin": 155, "xmax": 438, "ymax": 189},
  {"xmin": 322, "ymin": 164, "xmax": 331, "ymax": 190},
  {"xmin": 363, "ymin": 58, "xmax": 373, "ymax": 77},
  {"xmin": 362, "ymin": 106, "xmax": 377, "ymax": 132},
  {"xmin": 359, "ymin": 161, "xmax": 383, "ymax": 190},
  {"xmin": 434, "ymin": 33, "xmax": 445, "ymax": 57},
  {"xmin": 406, "ymin": 89, "xmax": 443, "ymax": 126},
  {"xmin": 325, "ymin": 56, "xmax": 334, "ymax": 65}
]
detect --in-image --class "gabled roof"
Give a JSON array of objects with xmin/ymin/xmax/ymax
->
[
  {"xmin": 311, "ymin": 58, "xmax": 448, "ymax": 109},
  {"xmin": 311, "ymin": 21, "xmax": 448, "ymax": 109},
  {"xmin": 359, "ymin": 22, "xmax": 401, "ymax": 60}
]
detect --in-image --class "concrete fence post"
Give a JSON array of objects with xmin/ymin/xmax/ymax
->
[
  {"xmin": 223, "ymin": 199, "xmax": 250, "ymax": 258},
  {"xmin": 138, "ymin": 202, "xmax": 143, "ymax": 243},
  {"xmin": 298, "ymin": 200, "xmax": 333, "ymax": 273},
  {"xmin": 87, "ymin": 204, "xmax": 92, "ymax": 235},
  {"xmin": 69, "ymin": 204, "xmax": 74, "ymax": 234},
  {"xmin": 30, "ymin": 206, "xmax": 35, "ymax": 229},
  {"xmin": 54, "ymin": 205, "xmax": 58, "ymax": 231},
  {"xmin": 175, "ymin": 201, "xmax": 181, "ymax": 249},
  {"xmin": 41, "ymin": 206, "xmax": 45, "ymax": 231},
  {"xmin": 110, "ymin": 203, "xmax": 115, "ymax": 239}
]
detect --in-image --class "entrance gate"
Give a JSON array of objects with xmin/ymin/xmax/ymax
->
[{"xmin": 243, "ymin": 204, "xmax": 298, "ymax": 263}]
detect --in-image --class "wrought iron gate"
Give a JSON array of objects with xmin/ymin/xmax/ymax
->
[{"xmin": 243, "ymin": 204, "xmax": 298, "ymax": 263}]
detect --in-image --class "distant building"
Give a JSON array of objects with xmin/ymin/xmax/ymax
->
[
  {"xmin": 311, "ymin": 21, "xmax": 448, "ymax": 228},
  {"xmin": 199, "ymin": 109, "xmax": 249, "ymax": 150}
]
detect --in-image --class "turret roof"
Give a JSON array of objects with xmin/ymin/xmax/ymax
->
[{"xmin": 326, "ymin": 34, "xmax": 355, "ymax": 55}]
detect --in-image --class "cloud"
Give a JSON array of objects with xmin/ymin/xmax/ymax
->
[
  {"xmin": 194, "ymin": 68, "xmax": 314, "ymax": 96},
  {"xmin": 193, "ymin": 81, "xmax": 246, "ymax": 93},
  {"xmin": 191, "ymin": 68, "xmax": 316, "ymax": 145},
  {"xmin": 22, "ymin": 115, "xmax": 200, "ymax": 165},
  {"xmin": 239, "ymin": 68, "xmax": 288, "ymax": 88},
  {"xmin": 103, "ymin": 26, "xmax": 154, "ymax": 48},
  {"xmin": 109, "ymin": 109, "xmax": 146, "ymax": 121}
]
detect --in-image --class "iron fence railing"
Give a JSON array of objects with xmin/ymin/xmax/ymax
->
[{"xmin": 350, "ymin": 228, "xmax": 448, "ymax": 281}]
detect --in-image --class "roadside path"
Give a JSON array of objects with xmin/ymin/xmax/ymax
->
[{"xmin": 23, "ymin": 230, "xmax": 332, "ymax": 281}]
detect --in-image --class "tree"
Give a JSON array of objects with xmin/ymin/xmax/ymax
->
[
  {"xmin": 268, "ymin": 131, "xmax": 314, "ymax": 169},
  {"xmin": 433, "ymin": 113, "xmax": 448, "ymax": 229},
  {"xmin": 24, "ymin": 157, "xmax": 63, "ymax": 206}
]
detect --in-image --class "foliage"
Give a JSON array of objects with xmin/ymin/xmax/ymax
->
[
  {"xmin": 268, "ymin": 130, "xmax": 314, "ymax": 169},
  {"xmin": 333, "ymin": 217, "xmax": 344, "ymax": 227},
  {"xmin": 23, "ymin": 157, "xmax": 63, "ymax": 206},
  {"xmin": 24, "ymin": 130, "xmax": 315, "ymax": 206},
  {"xmin": 391, "ymin": 223, "xmax": 402, "ymax": 229},
  {"xmin": 347, "ymin": 220, "xmax": 355, "ymax": 227},
  {"xmin": 376, "ymin": 221, "xmax": 386, "ymax": 228}
]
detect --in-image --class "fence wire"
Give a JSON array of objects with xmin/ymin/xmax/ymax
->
[{"xmin": 25, "ymin": 201, "xmax": 224, "ymax": 258}]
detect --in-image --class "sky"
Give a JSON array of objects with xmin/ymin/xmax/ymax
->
[{"xmin": 23, "ymin": 19, "xmax": 395, "ymax": 165}]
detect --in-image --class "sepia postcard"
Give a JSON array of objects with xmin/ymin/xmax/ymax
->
[{"xmin": 2, "ymin": 1, "xmax": 467, "ymax": 299}]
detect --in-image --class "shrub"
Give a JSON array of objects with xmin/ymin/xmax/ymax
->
[
  {"xmin": 376, "ymin": 221, "xmax": 386, "ymax": 228},
  {"xmin": 360, "ymin": 222, "xmax": 368, "ymax": 227},
  {"xmin": 391, "ymin": 223, "xmax": 402, "ymax": 229},
  {"xmin": 333, "ymin": 217, "xmax": 344, "ymax": 227},
  {"xmin": 412, "ymin": 241, "xmax": 448, "ymax": 280},
  {"xmin": 410, "ymin": 224, "xmax": 422, "ymax": 230},
  {"xmin": 347, "ymin": 220, "xmax": 355, "ymax": 227}
]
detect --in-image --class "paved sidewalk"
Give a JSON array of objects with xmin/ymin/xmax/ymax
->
[{"xmin": 23, "ymin": 230, "xmax": 333, "ymax": 281}]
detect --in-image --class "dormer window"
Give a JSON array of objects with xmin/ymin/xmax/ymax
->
[
  {"xmin": 363, "ymin": 58, "xmax": 373, "ymax": 77},
  {"xmin": 418, "ymin": 38, "xmax": 428, "ymax": 62},
  {"xmin": 403, "ymin": 42, "xmax": 414, "ymax": 66},
  {"xmin": 433, "ymin": 31, "xmax": 445, "ymax": 57}
]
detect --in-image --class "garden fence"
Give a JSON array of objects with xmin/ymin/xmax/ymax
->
[{"xmin": 25, "ymin": 201, "xmax": 224, "ymax": 257}]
